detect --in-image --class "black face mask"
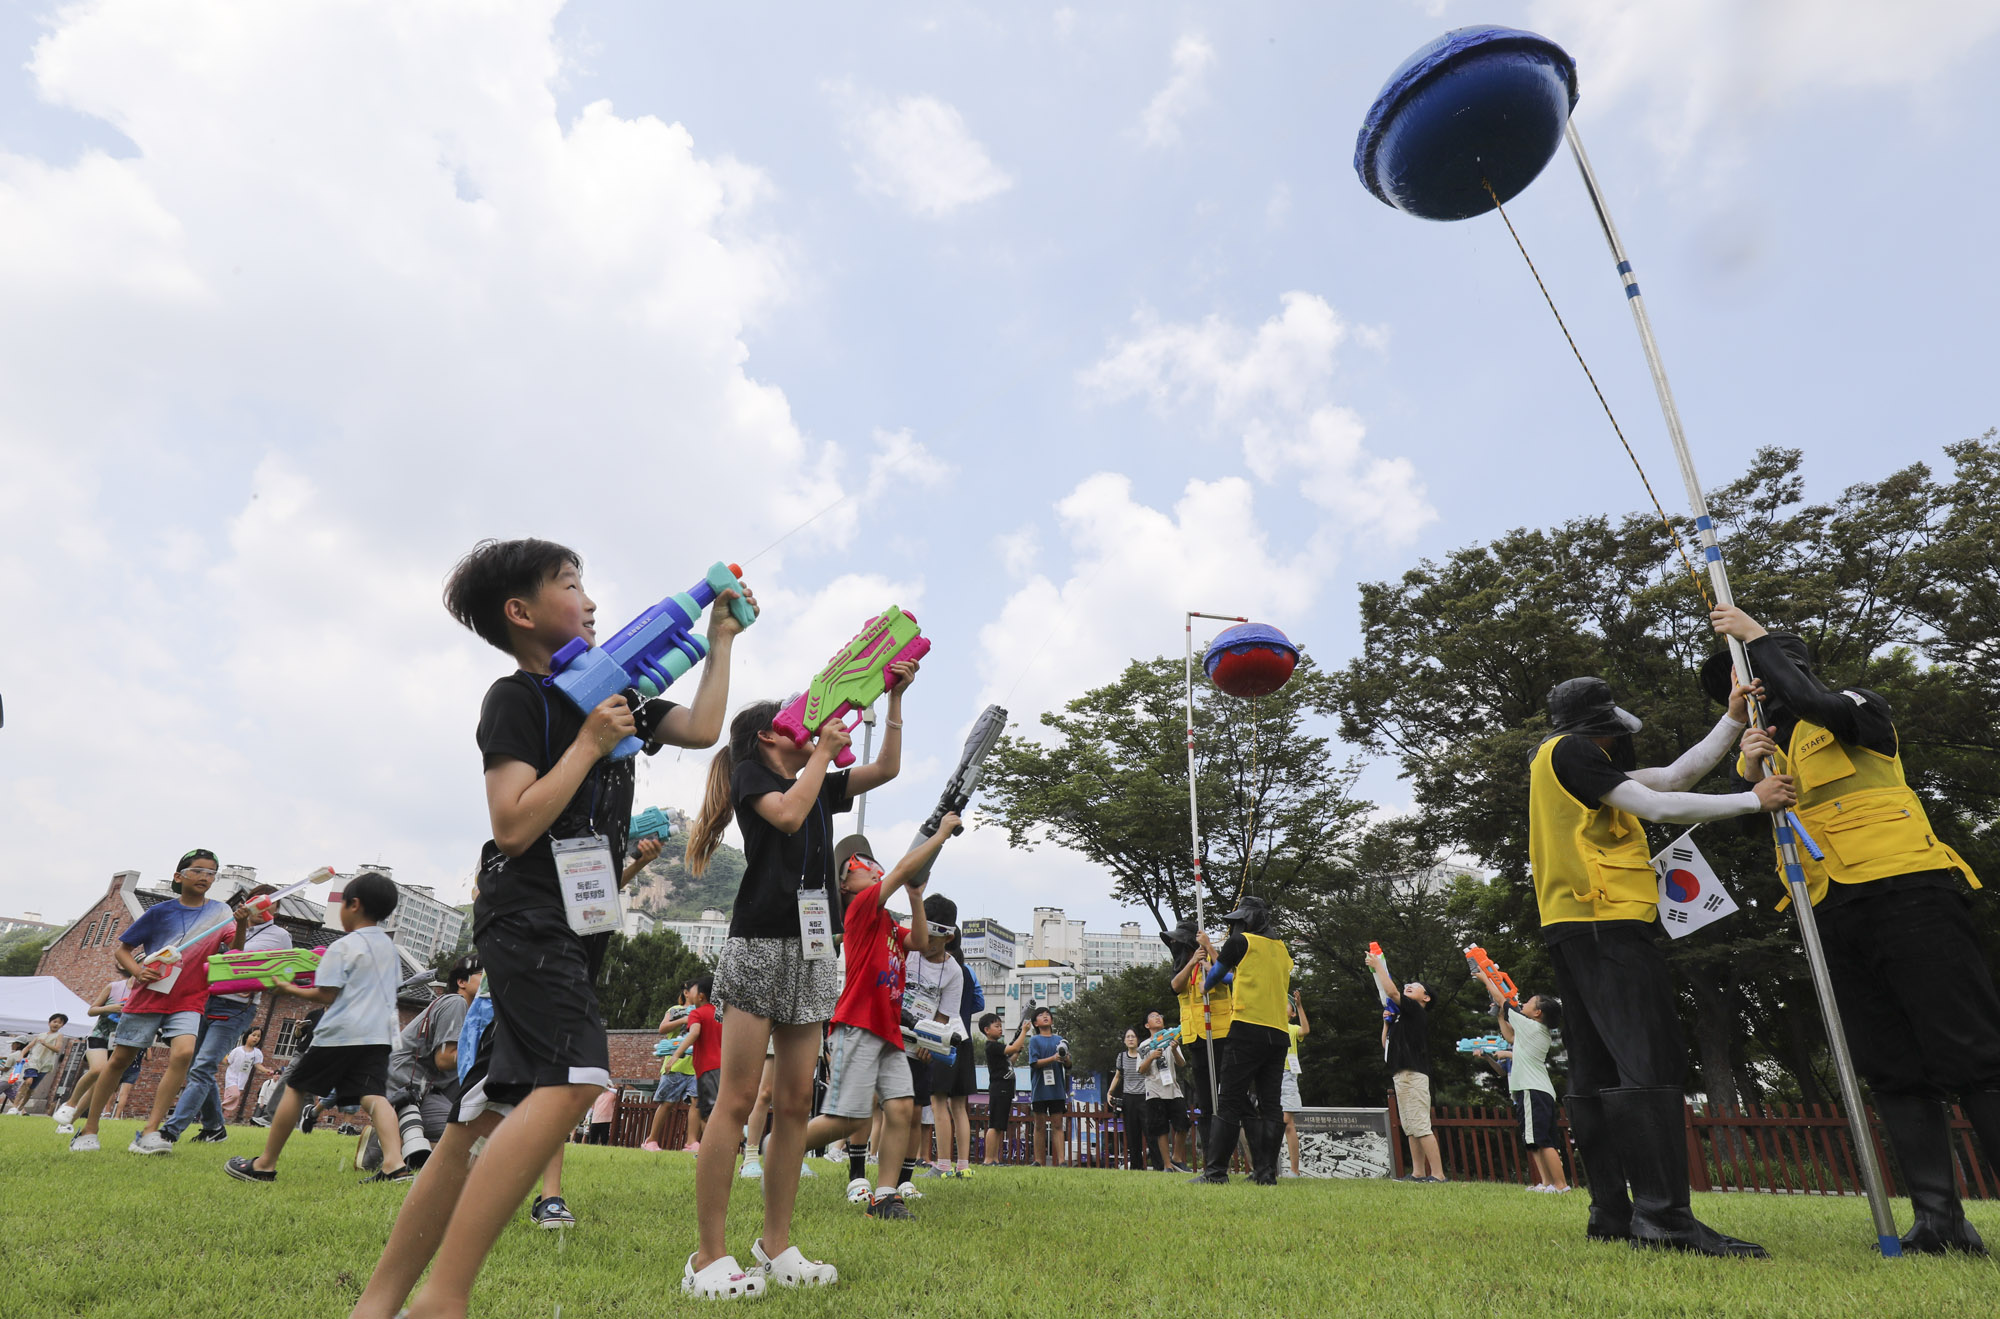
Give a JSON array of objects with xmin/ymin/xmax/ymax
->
[{"xmin": 1608, "ymin": 734, "xmax": 1637, "ymax": 773}]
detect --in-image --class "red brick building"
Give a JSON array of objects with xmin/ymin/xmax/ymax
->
[{"xmin": 36, "ymin": 870, "xmax": 435, "ymax": 1123}]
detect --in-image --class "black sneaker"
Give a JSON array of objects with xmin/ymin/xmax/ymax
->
[
  {"xmin": 297, "ymin": 1102, "xmax": 319, "ymax": 1133},
  {"xmin": 193, "ymin": 1128, "xmax": 230, "ymax": 1144},
  {"xmin": 360, "ymin": 1166, "xmax": 415, "ymax": 1184},
  {"xmin": 224, "ymin": 1156, "xmax": 276, "ymax": 1183},
  {"xmin": 866, "ymin": 1194, "xmax": 913, "ymax": 1221},
  {"xmin": 1187, "ymin": 1170, "xmax": 1229, "ymax": 1185},
  {"xmin": 530, "ymin": 1195, "xmax": 576, "ymax": 1229}
]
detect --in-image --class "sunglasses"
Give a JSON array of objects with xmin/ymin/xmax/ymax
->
[{"xmin": 844, "ymin": 855, "xmax": 884, "ymax": 879}]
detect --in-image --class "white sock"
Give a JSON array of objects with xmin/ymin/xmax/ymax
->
[{"xmin": 874, "ymin": 1184, "xmax": 896, "ymax": 1200}]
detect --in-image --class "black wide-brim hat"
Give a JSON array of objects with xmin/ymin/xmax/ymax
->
[
  {"xmin": 1699, "ymin": 634, "xmax": 1814, "ymax": 705},
  {"xmin": 1547, "ymin": 677, "xmax": 1643, "ymax": 737}
]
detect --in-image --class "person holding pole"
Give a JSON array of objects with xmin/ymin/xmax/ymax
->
[
  {"xmin": 1165, "ymin": 919, "xmax": 1232, "ymax": 1165},
  {"xmin": 1188, "ymin": 896, "xmax": 1291, "ymax": 1187},
  {"xmin": 1530, "ymin": 674, "xmax": 1793, "ymax": 1257},
  {"xmin": 1710, "ymin": 606, "xmax": 1995, "ymax": 1255}
]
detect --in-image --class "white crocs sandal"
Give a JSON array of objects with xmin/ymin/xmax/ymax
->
[
  {"xmin": 752, "ymin": 1237, "xmax": 838, "ymax": 1288},
  {"xmin": 683, "ymin": 1252, "xmax": 767, "ymax": 1300}
]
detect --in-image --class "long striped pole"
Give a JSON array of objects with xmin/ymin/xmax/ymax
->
[
  {"xmin": 1566, "ymin": 121, "xmax": 1901, "ymax": 1256},
  {"xmin": 1186, "ymin": 611, "xmax": 1247, "ymax": 1126}
]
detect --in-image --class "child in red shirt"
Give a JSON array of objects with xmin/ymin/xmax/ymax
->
[
  {"xmin": 799, "ymin": 815, "xmax": 959, "ymax": 1220},
  {"xmin": 667, "ymin": 979, "xmax": 723, "ymax": 1149}
]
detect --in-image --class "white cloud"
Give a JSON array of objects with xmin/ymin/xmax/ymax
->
[
  {"xmin": 829, "ymin": 81, "xmax": 1014, "ymax": 218},
  {"xmin": 1140, "ymin": 34, "xmax": 1215, "ymax": 149},
  {"xmin": 1531, "ymin": 0, "xmax": 2000, "ymax": 165},
  {"xmin": 1079, "ymin": 292, "xmax": 1429, "ymax": 543},
  {"xmin": 0, "ymin": 0, "xmax": 903, "ymax": 918},
  {"xmin": 976, "ymin": 474, "xmax": 1319, "ymax": 728}
]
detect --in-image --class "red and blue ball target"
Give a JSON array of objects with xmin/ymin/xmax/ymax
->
[{"xmin": 1203, "ymin": 623, "xmax": 1300, "ymax": 698}]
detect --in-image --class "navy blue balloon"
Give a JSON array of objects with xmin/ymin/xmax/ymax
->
[{"xmin": 1354, "ymin": 26, "xmax": 1577, "ymax": 221}]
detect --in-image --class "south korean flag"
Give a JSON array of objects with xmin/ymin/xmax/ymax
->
[{"xmin": 1650, "ymin": 829, "xmax": 1740, "ymax": 939}]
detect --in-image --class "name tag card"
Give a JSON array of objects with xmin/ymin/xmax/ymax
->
[
  {"xmin": 798, "ymin": 891, "xmax": 834, "ymax": 960},
  {"xmin": 555, "ymin": 835, "xmax": 621, "ymax": 937}
]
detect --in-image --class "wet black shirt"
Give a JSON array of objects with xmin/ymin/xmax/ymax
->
[{"xmin": 472, "ymin": 672, "xmax": 673, "ymax": 935}]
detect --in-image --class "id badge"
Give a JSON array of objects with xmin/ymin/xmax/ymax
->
[
  {"xmin": 798, "ymin": 891, "xmax": 834, "ymax": 960},
  {"xmin": 1041, "ymin": 1068, "xmax": 1057, "ymax": 1088},
  {"xmin": 554, "ymin": 835, "xmax": 621, "ymax": 937}
]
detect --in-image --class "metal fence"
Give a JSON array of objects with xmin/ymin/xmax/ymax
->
[{"xmin": 1395, "ymin": 1097, "xmax": 1997, "ymax": 1199}]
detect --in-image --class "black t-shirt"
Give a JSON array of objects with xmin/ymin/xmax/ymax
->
[
  {"xmin": 1747, "ymin": 634, "xmax": 1898, "ymax": 759},
  {"xmin": 986, "ymin": 1038, "xmax": 1014, "ymax": 1093},
  {"xmin": 1549, "ymin": 734, "xmax": 1631, "ymax": 810},
  {"xmin": 727, "ymin": 759, "xmax": 853, "ymax": 939},
  {"xmin": 472, "ymin": 672, "xmax": 672, "ymax": 935},
  {"xmin": 1386, "ymin": 996, "xmax": 1430, "ymax": 1077}
]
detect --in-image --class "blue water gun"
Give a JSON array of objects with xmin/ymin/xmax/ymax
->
[
  {"xmin": 1456, "ymin": 1035, "xmax": 1508, "ymax": 1055},
  {"xmin": 631, "ymin": 806, "xmax": 676, "ymax": 843},
  {"xmin": 545, "ymin": 561, "xmax": 756, "ymax": 760}
]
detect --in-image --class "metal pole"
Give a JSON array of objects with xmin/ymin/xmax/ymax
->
[
  {"xmin": 854, "ymin": 706, "xmax": 877, "ymax": 835},
  {"xmin": 1186, "ymin": 611, "xmax": 1246, "ymax": 1129},
  {"xmin": 1566, "ymin": 121, "xmax": 1902, "ymax": 1256}
]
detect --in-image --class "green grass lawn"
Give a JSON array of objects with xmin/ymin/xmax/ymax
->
[{"xmin": 4, "ymin": 1118, "xmax": 1996, "ymax": 1317}]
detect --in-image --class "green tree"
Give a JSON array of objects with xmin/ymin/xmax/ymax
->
[
  {"xmin": 0, "ymin": 929, "xmax": 58, "ymax": 977},
  {"xmin": 594, "ymin": 929, "xmax": 710, "ymax": 1030},
  {"xmin": 1329, "ymin": 439, "xmax": 2000, "ymax": 1107},
  {"xmin": 983, "ymin": 656, "xmax": 1371, "ymax": 933}
]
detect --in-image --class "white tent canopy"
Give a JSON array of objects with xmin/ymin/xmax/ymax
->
[{"xmin": 0, "ymin": 977, "xmax": 94, "ymax": 1037}]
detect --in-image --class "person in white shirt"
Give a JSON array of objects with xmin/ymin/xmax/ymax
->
[
  {"xmin": 222, "ymin": 1029, "xmax": 270, "ymax": 1111},
  {"xmin": 224, "ymin": 872, "xmax": 409, "ymax": 1184}
]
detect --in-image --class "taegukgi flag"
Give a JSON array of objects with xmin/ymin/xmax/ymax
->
[{"xmin": 1650, "ymin": 829, "xmax": 1739, "ymax": 939}]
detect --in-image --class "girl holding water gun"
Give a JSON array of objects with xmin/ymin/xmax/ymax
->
[{"xmin": 678, "ymin": 658, "xmax": 916, "ymax": 1298}]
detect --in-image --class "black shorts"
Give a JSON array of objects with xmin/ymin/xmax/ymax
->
[
  {"xmin": 459, "ymin": 908, "xmax": 611, "ymax": 1121},
  {"xmin": 907, "ymin": 1056, "xmax": 933, "ymax": 1103},
  {"xmin": 696, "ymin": 1070, "xmax": 720, "ymax": 1120},
  {"xmin": 1517, "ymin": 1087, "xmax": 1559, "ymax": 1151},
  {"xmin": 120, "ymin": 1056, "xmax": 143, "ymax": 1086},
  {"xmin": 1146, "ymin": 1094, "xmax": 1190, "ymax": 1133},
  {"xmin": 1031, "ymin": 1098, "xmax": 1067, "ymax": 1116},
  {"xmin": 285, "ymin": 1044, "xmax": 390, "ymax": 1106},
  {"xmin": 935, "ymin": 1044, "xmax": 977, "ymax": 1097},
  {"xmin": 987, "ymin": 1091, "xmax": 1015, "ymax": 1130}
]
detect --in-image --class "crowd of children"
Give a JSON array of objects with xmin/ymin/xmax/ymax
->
[{"xmin": 16, "ymin": 534, "xmax": 1382, "ymax": 1315}]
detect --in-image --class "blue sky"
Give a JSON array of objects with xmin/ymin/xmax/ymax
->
[{"xmin": 2, "ymin": 0, "xmax": 1995, "ymax": 934}]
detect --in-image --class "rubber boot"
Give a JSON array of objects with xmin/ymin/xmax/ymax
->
[
  {"xmin": 1601, "ymin": 1086, "xmax": 1768, "ymax": 1258},
  {"xmin": 1190, "ymin": 1113, "xmax": 1236, "ymax": 1184},
  {"xmin": 1565, "ymin": 1094, "xmax": 1631, "ymax": 1242},
  {"xmin": 1248, "ymin": 1118, "xmax": 1282, "ymax": 1186},
  {"xmin": 1876, "ymin": 1093, "xmax": 1986, "ymax": 1256},
  {"xmin": 1958, "ymin": 1091, "xmax": 2000, "ymax": 1189}
]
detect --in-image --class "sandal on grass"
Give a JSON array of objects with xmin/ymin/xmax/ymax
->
[
  {"xmin": 683, "ymin": 1252, "xmax": 766, "ymax": 1300},
  {"xmin": 752, "ymin": 1237, "xmax": 837, "ymax": 1287}
]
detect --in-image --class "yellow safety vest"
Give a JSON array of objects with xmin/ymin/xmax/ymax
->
[
  {"xmin": 1529, "ymin": 735, "xmax": 1660, "ymax": 927},
  {"xmin": 1178, "ymin": 954, "xmax": 1233, "ymax": 1043},
  {"xmin": 1744, "ymin": 719, "xmax": 1978, "ymax": 907},
  {"xmin": 1229, "ymin": 933, "xmax": 1293, "ymax": 1033}
]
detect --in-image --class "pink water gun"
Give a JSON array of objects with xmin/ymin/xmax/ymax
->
[{"xmin": 772, "ymin": 607, "xmax": 930, "ymax": 767}]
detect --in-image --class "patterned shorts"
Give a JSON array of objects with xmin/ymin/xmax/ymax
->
[{"xmin": 712, "ymin": 937, "xmax": 839, "ymax": 1026}]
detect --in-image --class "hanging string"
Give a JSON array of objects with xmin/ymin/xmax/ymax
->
[
  {"xmin": 1480, "ymin": 179, "xmax": 1713, "ymax": 611},
  {"xmin": 1239, "ymin": 695, "xmax": 1260, "ymax": 894}
]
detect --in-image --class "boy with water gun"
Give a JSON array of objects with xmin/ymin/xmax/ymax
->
[
  {"xmin": 70, "ymin": 849, "xmax": 251, "ymax": 1155},
  {"xmin": 347, "ymin": 539, "xmax": 756, "ymax": 1319}
]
